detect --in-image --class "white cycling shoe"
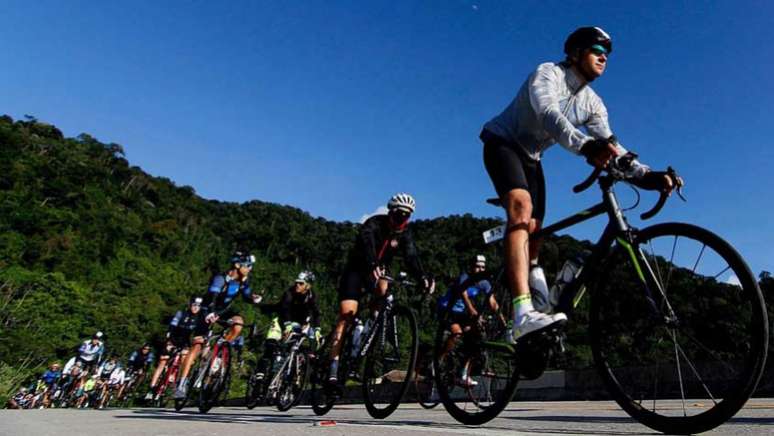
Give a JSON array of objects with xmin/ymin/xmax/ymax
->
[{"xmin": 510, "ymin": 310, "xmax": 567, "ymax": 343}]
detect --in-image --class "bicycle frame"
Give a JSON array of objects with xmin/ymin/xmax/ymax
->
[
  {"xmin": 487, "ymin": 175, "xmax": 667, "ymax": 321},
  {"xmin": 267, "ymin": 332, "xmax": 307, "ymax": 396}
]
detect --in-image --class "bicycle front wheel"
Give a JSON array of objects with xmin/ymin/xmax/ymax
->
[
  {"xmin": 591, "ymin": 222, "xmax": 768, "ymax": 434},
  {"xmin": 276, "ymin": 351, "xmax": 311, "ymax": 412},
  {"xmin": 362, "ymin": 305, "xmax": 419, "ymax": 419},
  {"xmin": 198, "ymin": 344, "xmax": 230, "ymax": 413}
]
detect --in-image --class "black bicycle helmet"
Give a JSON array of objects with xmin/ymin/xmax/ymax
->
[{"xmin": 564, "ymin": 26, "xmax": 612, "ymax": 56}]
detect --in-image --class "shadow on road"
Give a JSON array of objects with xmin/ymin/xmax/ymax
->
[{"xmin": 114, "ymin": 407, "xmax": 518, "ymax": 432}]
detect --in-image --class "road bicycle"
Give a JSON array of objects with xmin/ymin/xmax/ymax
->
[
  {"xmin": 151, "ymin": 347, "xmax": 183, "ymax": 408},
  {"xmin": 309, "ymin": 272, "xmax": 419, "ymax": 419},
  {"xmin": 434, "ymin": 159, "xmax": 768, "ymax": 434},
  {"xmin": 188, "ymin": 320, "xmax": 238, "ymax": 413},
  {"xmin": 263, "ymin": 323, "xmax": 314, "ymax": 411}
]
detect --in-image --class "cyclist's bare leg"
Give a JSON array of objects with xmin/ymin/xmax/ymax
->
[
  {"xmin": 330, "ymin": 300, "xmax": 358, "ymax": 360},
  {"xmin": 150, "ymin": 354, "xmax": 170, "ymax": 388},
  {"xmin": 369, "ymin": 278, "xmax": 389, "ymax": 313},
  {"xmin": 502, "ymin": 188, "xmax": 533, "ymax": 299},
  {"xmin": 223, "ymin": 316, "xmax": 244, "ymax": 342},
  {"xmin": 441, "ymin": 323, "xmax": 464, "ymax": 360},
  {"xmin": 179, "ymin": 337, "xmax": 204, "ymax": 380}
]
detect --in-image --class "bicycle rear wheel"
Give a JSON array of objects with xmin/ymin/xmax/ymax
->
[
  {"xmin": 244, "ymin": 368, "xmax": 262, "ymax": 409},
  {"xmin": 433, "ymin": 272, "xmax": 519, "ymax": 426},
  {"xmin": 591, "ymin": 222, "xmax": 768, "ymax": 434},
  {"xmin": 361, "ymin": 305, "xmax": 418, "ymax": 419},
  {"xmin": 309, "ymin": 337, "xmax": 336, "ymax": 416},
  {"xmin": 414, "ymin": 350, "xmax": 439, "ymax": 409}
]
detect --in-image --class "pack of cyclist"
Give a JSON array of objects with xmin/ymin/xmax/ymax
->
[{"xmin": 15, "ymin": 26, "xmax": 758, "ymax": 435}]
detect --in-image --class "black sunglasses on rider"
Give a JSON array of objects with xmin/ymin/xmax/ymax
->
[{"xmin": 589, "ymin": 44, "xmax": 608, "ymax": 56}]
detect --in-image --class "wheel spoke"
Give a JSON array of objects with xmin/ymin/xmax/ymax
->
[
  {"xmin": 712, "ymin": 265, "xmax": 732, "ymax": 282},
  {"xmin": 670, "ymin": 329, "xmax": 688, "ymax": 417},
  {"xmin": 674, "ymin": 340, "xmax": 718, "ymax": 405},
  {"xmin": 664, "ymin": 235, "xmax": 678, "ymax": 293},
  {"xmin": 692, "ymin": 244, "xmax": 707, "ymax": 274}
]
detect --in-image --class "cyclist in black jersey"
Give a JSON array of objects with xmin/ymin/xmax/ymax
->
[
  {"xmin": 146, "ymin": 295, "xmax": 207, "ymax": 400},
  {"xmin": 256, "ymin": 271, "xmax": 321, "ymax": 381},
  {"xmin": 328, "ymin": 193, "xmax": 433, "ymax": 383}
]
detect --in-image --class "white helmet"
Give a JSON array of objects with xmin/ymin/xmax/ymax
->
[
  {"xmin": 387, "ymin": 193, "xmax": 416, "ymax": 214},
  {"xmin": 295, "ymin": 270, "xmax": 315, "ymax": 284},
  {"xmin": 93, "ymin": 331, "xmax": 104, "ymax": 339},
  {"xmin": 474, "ymin": 255, "xmax": 486, "ymax": 267}
]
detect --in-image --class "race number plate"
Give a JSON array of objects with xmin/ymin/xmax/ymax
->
[{"xmin": 482, "ymin": 224, "xmax": 506, "ymax": 244}]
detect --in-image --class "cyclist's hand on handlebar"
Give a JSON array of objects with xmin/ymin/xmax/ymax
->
[
  {"xmin": 633, "ymin": 170, "xmax": 684, "ymax": 194},
  {"xmin": 205, "ymin": 313, "xmax": 219, "ymax": 324},
  {"xmin": 422, "ymin": 276, "xmax": 436, "ymax": 295},
  {"xmin": 372, "ymin": 265, "xmax": 386, "ymax": 282},
  {"xmin": 581, "ymin": 137, "xmax": 619, "ymax": 169}
]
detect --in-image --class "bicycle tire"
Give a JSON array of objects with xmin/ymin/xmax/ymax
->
[
  {"xmin": 309, "ymin": 336, "xmax": 337, "ymax": 416},
  {"xmin": 276, "ymin": 351, "xmax": 311, "ymax": 412},
  {"xmin": 590, "ymin": 222, "xmax": 768, "ymax": 434},
  {"xmin": 433, "ymin": 272, "xmax": 520, "ymax": 426},
  {"xmin": 244, "ymin": 370, "xmax": 262, "ymax": 409},
  {"xmin": 415, "ymin": 354, "xmax": 439, "ymax": 409},
  {"xmin": 362, "ymin": 305, "xmax": 419, "ymax": 419},
  {"xmin": 174, "ymin": 373, "xmax": 194, "ymax": 412},
  {"xmin": 198, "ymin": 344, "xmax": 230, "ymax": 413}
]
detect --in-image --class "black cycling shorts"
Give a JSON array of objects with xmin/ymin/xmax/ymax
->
[
  {"xmin": 337, "ymin": 270, "xmax": 377, "ymax": 302},
  {"xmin": 482, "ymin": 133, "xmax": 546, "ymax": 222},
  {"xmin": 447, "ymin": 312, "xmax": 473, "ymax": 328}
]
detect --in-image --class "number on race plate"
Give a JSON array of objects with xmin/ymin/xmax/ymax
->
[{"xmin": 482, "ymin": 224, "xmax": 506, "ymax": 244}]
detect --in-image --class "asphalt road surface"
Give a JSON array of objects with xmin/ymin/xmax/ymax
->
[{"xmin": 2, "ymin": 399, "xmax": 774, "ymax": 436}]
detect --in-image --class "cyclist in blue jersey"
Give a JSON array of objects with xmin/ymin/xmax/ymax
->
[
  {"xmin": 37, "ymin": 362, "xmax": 62, "ymax": 407},
  {"xmin": 175, "ymin": 253, "xmax": 262, "ymax": 398},
  {"xmin": 481, "ymin": 26, "xmax": 682, "ymax": 343},
  {"xmin": 437, "ymin": 255, "xmax": 506, "ymax": 386}
]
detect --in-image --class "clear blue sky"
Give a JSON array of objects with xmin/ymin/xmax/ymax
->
[{"xmin": 2, "ymin": 1, "xmax": 772, "ymax": 275}]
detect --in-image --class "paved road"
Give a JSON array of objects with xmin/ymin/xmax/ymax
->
[{"xmin": 2, "ymin": 399, "xmax": 774, "ymax": 436}]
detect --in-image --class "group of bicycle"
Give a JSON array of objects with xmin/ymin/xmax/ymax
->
[
  {"xmin": 7, "ymin": 26, "xmax": 770, "ymax": 434},
  {"xmin": 6, "ymin": 333, "xmax": 155, "ymax": 410}
]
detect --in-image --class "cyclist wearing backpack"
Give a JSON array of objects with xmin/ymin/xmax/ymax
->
[
  {"xmin": 480, "ymin": 26, "xmax": 681, "ymax": 342},
  {"xmin": 328, "ymin": 193, "xmax": 434, "ymax": 383},
  {"xmin": 174, "ymin": 252, "xmax": 262, "ymax": 399}
]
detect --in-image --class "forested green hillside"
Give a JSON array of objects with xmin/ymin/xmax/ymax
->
[{"xmin": 2, "ymin": 115, "xmax": 772, "ymax": 400}]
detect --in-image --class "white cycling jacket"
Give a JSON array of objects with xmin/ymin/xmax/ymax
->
[{"xmin": 483, "ymin": 61, "xmax": 648, "ymax": 178}]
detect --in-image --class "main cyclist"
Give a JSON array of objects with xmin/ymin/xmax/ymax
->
[
  {"xmin": 255, "ymin": 270, "xmax": 321, "ymax": 383},
  {"xmin": 328, "ymin": 193, "xmax": 433, "ymax": 384},
  {"xmin": 480, "ymin": 26, "xmax": 681, "ymax": 342},
  {"xmin": 174, "ymin": 252, "xmax": 262, "ymax": 399}
]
